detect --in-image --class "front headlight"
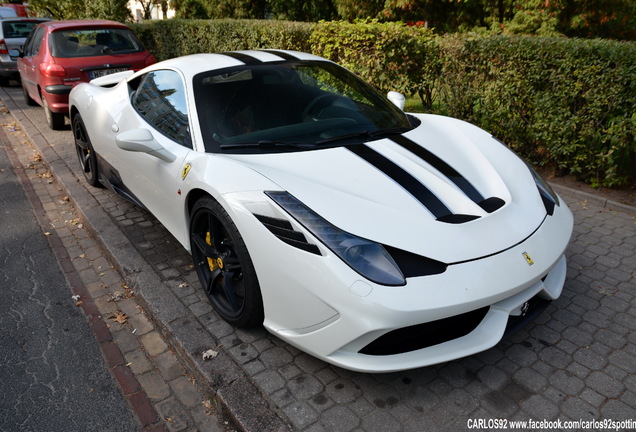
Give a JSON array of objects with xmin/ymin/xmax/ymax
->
[
  {"xmin": 527, "ymin": 164, "xmax": 560, "ymax": 215},
  {"xmin": 492, "ymin": 135, "xmax": 560, "ymax": 215},
  {"xmin": 266, "ymin": 191, "xmax": 406, "ymax": 286}
]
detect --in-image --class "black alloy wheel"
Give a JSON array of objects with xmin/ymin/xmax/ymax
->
[
  {"xmin": 190, "ymin": 197, "xmax": 263, "ymax": 328},
  {"xmin": 73, "ymin": 114, "xmax": 101, "ymax": 187}
]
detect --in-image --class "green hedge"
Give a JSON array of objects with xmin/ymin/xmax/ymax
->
[
  {"xmin": 440, "ymin": 36, "xmax": 636, "ymax": 187},
  {"xmin": 130, "ymin": 20, "xmax": 635, "ymax": 187},
  {"xmin": 130, "ymin": 19, "xmax": 313, "ymax": 61}
]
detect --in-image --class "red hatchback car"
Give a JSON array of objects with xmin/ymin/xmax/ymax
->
[{"xmin": 14, "ymin": 20, "xmax": 155, "ymax": 129}]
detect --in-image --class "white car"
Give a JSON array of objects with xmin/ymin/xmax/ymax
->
[{"xmin": 69, "ymin": 50, "xmax": 573, "ymax": 372}]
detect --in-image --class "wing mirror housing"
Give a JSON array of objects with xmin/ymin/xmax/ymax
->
[
  {"xmin": 115, "ymin": 128, "xmax": 176, "ymax": 163},
  {"xmin": 387, "ymin": 91, "xmax": 405, "ymax": 110}
]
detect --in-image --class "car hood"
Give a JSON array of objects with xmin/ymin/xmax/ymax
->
[{"xmin": 222, "ymin": 114, "xmax": 550, "ymax": 263}]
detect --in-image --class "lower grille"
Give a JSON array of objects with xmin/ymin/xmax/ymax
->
[{"xmin": 359, "ymin": 307, "xmax": 489, "ymax": 356}]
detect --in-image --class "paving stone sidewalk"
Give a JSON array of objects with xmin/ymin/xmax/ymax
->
[
  {"xmin": 2, "ymin": 86, "xmax": 635, "ymax": 432},
  {"xmin": 1, "ymin": 104, "xmax": 229, "ymax": 432}
]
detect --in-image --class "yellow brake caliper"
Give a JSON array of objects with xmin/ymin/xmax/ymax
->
[
  {"xmin": 206, "ymin": 232, "xmax": 217, "ymax": 271},
  {"xmin": 206, "ymin": 232, "xmax": 224, "ymax": 271}
]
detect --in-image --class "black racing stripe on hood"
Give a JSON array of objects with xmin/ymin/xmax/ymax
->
[
  {"xmin": 347, "ymin": 144, "xmax": 452, "ymax": 219},
  {"xmin": 221, "ymin": 52, "xmax": 263, "ymax": 65},
  {"xmin": 390, "ymin": 135, "xmax": 485, "ymax": 204}
]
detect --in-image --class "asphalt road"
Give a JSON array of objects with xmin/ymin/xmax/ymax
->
[{"xmin": 0, "ymin": 135, "xmax": 140, "ymax": 431}]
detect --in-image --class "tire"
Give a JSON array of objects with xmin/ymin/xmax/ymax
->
[
  {"xmin": 190, "ymin": 197, "xmax": 264, "ymax": 328},
  {"xmin": 73, "ymin": 113, "xmax": 101, "ymax": 187},
  {"xmin": 22, "ymin": 81, "xmax": 37, "ymax": 106},
  {"xmin": 42, "ymin": 94, "xmax": 65, "ymax": 130}
]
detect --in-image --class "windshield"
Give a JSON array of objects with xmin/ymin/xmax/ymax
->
[
  {"xmin": 193, "ymin": 61, "xmax": 413, "ymax": 153},
  {"xmin": 50, "ymin": 28, "xmax": 144, "ymax": 58}
]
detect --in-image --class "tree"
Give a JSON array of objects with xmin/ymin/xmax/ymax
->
[
  {"xmin": 85, "ymin": 0, "xmax": 132, "ymax": 21},
  {"xmin": 28, "ymin": 0, "xmax": 86, "ymax": 19},
  {"xmin": 136, "ymin": 0, "xmax": 161, "ymax": 19},
  {"xmin": 268, "ymin": 0, "xmax": 337, "ymax": 21},
  {"xmin": 332, "ymin": 0, "xmax": 383, "ymax": 20},
  {"xmin": 563, "ymin": 0, "xmax": 636, "ymax": 40},
  {"xmin": 172, "ymin": 0, "xmax": 209, "ymax": 18}
]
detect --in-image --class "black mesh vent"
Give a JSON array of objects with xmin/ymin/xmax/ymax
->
[
  {"xmin": 254, "ymin": 214, "xmax": 321, "ymax": 255},
  {"xmin": 359, "ymin": 307, "xmax": 489, "ymax": 356}
]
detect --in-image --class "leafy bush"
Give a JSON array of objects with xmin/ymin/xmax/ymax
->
[
  {"xmin": 309, "ymin": 20, "xmax": 442, "ymax": 110},
  {"xmin": 130, "ymin": 19, "xmax": 313, "ymax": 61},
  {"xmin": 440, "ymin": 36, "xmax": 636, "ymax": 187}
]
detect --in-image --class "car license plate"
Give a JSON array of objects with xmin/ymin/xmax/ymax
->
[{"xmin": 90, "ymin": 68, "xmax": 128, "ymax": 79}]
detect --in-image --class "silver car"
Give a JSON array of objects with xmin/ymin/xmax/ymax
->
[{"xmin": 0, "ymin": 17, "xmax": 50, "ymax": 86}]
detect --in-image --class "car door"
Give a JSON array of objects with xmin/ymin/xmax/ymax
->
[
  {"xmin": 19, "ymin": 24, "xmax": 44, "ymax": 102},
  {"xmin": 111, "ymin": 69, "xmax": 193, "ymax": 239}
]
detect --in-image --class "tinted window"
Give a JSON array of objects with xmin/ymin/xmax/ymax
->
[
  {"xmin": 23, "ymin": 26, "xmax": 44, "ymax": 57},
  {"xmin": 193, "ymin": 61, "xmax": 412, "ymax": 153},
  {"xmin": 50, "ymin": 28, "xmax": 144, "ymax": 58},
  {"xmin": 132, "ymin": 70, "xmax": 191, "ymax": 148},
  {"xmin": 2, "ymin": 20, "xmax": 43, "ymax": 39}
]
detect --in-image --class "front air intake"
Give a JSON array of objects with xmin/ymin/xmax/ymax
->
[
  {"xmin": 254, "ymin": 214, "xmax": 321, "ymax": 255},
  {"xmin": 359, "ymin": 307, "xmax": 489, "ymax": 356}
]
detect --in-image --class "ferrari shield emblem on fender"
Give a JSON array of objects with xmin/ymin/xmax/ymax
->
[
  {"xmin": 522, "ymin": 252, "xmax": 534, "ymax": 266},
  {"xmin": 181, "ymin": 163, "xmax": 192, "ymax": 180}
]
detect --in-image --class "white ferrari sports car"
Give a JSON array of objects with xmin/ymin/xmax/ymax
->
[{"xmin": 69, "ymin": 50, "xmax": 573, "ymax": 372}]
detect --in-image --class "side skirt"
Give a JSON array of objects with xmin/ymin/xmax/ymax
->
[{"xmin": 96, "ymin": 154, "xmax": 147, "ymax": 210}]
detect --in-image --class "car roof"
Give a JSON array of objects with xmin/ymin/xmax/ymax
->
[
  {"xmin": 41, "ymin": 19, "xmax": 131, "ymax": 32},
  {"xmin": 0, "ymin": 17, "xmax": 51, "ymax": 22},
  {"xmin": 146, "ymin": 50, "xmax": 331, "ymax": 77}
]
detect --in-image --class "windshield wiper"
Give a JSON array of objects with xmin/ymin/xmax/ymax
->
[
  {"xmin": 316, "ymin": 127, "xmax": 410, "ymax": 145},
  {"xmin": 220, "ymin": 140, "xmax": 317, "ymax": 150}
]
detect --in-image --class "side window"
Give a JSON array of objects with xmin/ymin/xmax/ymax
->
[
  {"xmin": 23, "ymin": 26, "xmax": 44, "ymax": 57},
  {"xmin": 132, "ymin": 70, "xmax": 191, "ymax": 148}
]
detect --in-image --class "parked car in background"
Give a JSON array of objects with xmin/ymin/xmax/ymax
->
[
  {"xmin": 13, "ymin": 19, "xmax": 155, "ymax": 129},
  {"xmin": 0, "ymin": 6, "xmax": 17, "ymax": 18},
  {"xmin": 0, "ymin": 17, "xmax": 50, "ymax": 86}
]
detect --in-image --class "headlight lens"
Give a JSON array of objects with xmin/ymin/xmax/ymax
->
[
  {"xmin": 492, "ymin": 135, "xmax": 560, "ymax": 215},
  {"xmin": 266, "ymin": 191, "xmax": 406, "ymax": 286},
  {"xmin": 527, "ymin": 164, "xmax": 560, "ymax": 215}
]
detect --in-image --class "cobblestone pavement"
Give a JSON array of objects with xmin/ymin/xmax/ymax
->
[
  {"xmin": 1, "ymin": 99, "xmax": 228, "ymax": 431},
  {"xmin": 2, "ymin": 85, "xmax": 635, "ymax": 432}
]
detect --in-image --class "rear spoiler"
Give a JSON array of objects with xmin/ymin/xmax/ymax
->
[{"xmin": 90, "ymin": 70, "xmax": 134, "ymax": 87}]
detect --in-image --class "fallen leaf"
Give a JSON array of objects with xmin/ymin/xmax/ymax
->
[
  {"xmin": 109, "ymin": 311, "xmax": 128, "ymax": 324},
  {"xmin": 202, "ymin": 399, "xmax": 215, "ymax": 415},
  {"xmin": 202, "ymin": 349, "xmax": 219, "ymax": 360}
]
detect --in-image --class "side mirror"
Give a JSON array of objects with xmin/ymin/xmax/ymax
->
[
  {"xmin": 115, "ymin": 128, "xmax": 176, "ymax": 163},
  {"xmin": 387, "ymin": 91, "xmax": 405, "ymax": 110}
]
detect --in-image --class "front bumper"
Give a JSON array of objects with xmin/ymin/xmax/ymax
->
[{"xmin": 227, "ymin": 192, "xmax": 573, "ymax": 372}]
